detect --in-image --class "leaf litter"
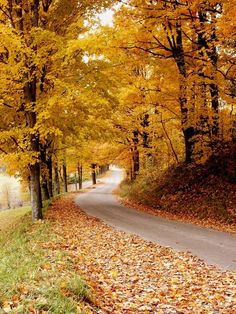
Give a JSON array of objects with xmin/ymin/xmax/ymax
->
[{"xmin": 43, "ymin": 196, "xmax": 236, "ymax": 313}]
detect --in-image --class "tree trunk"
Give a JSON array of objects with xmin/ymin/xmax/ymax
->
[
  {"xmin": 54, "ymin": 163, "xmax": 60, "ymax": 195},
  {"xmin": 10, "ymin": 0, "xmax": 42, "ymax": 219},
  {"xmin": 182, "ymin": 126, "xmax": 195, "ymax": 164},
  {"xmin": 132, "ymin": 129, "xmax": 139, "ymax": 180},
  {"xmin": 132, "ymin": 151, "xmax": 139, "ymax": 179},
  {"xmin": 78, "ymin": 164, "xmax": 83, "ymax": 189},
  {"xmin": 30, "ymin": 162, "xmax": 43, "ymax": 220},
  {"xmin": 47, "ymin": 155, "xmax": 53, "ymax": 197},
  {"xmin": 142, "ymin": 114, "xmax": 150, "ymax": 148},
  {"xmin": 74, "ymin": 173, "xmax": 78, "ymax": 191},
  {"xmin": 91, "ymin": 163, "xmax": 96, "ymax": 185},
  {"xmin": 209, "ymin": 14, "xmax": 220, "ymax": 142},
  {"xmin": 198, "ymin": 7, "xmax": 220, "ymax": 144},
  {"xmin": 40, "ymin": 147, "xmax": 50, "ymax": 201},
  {"xmin": 210, "ymin": 83, "xmax": 220, "ymax": 140},
  {"xmin": 130, "ymin": 151, "xmax": 134, "ymax": 180},
  {"xmin": 25, "ymin": 81, "xmax": 43, "ymax": 219},
  {"xmin": 41, "ymin": 181, "xmax": 50, "ymax": 200},
  {"xmin": 170, "ymin": 22, "xmax": 196, "ymax": 163},
  {"xmin": 63, "ymin": 162, "xmax": 68, "ymax": 193}
]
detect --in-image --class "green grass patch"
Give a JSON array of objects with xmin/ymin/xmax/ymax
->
[
  {"xmin": 0, "ymin": 206, "xmax": 31, "ymax": 235},
  {"xmin": 0, "ymin": 204, "xmax": 90, "ymax": 313}
]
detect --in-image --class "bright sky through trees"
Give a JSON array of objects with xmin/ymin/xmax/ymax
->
[{"xmin": 99, "ymin": 9, "xmax": 114, "ymax": 26}]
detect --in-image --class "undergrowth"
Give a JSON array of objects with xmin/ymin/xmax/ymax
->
[{"xmin": 121, "ymin": 145, "xmax": 236, "ymax": 228}]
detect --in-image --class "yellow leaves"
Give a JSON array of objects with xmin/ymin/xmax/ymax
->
[
  {"xmin": 2, "ymin": 301, "xmax": 13, "ymax": 313},
  {"xmin": 110, "ymin": 269, "xmax": 118, "ymax": 278},
  {"xmin": 0, "ymin": 25, "xmax": 23, "ymax": 52},
  {"xmin": 30, "ymin": 28, "xmax": 63, "ymax": 68}
]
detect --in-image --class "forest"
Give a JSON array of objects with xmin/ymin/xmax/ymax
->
[
  {"xmin": 0, "ymin": 0, "xmax": 235, "ymax": 223},
  {"xmin": 0, "ymin": 1, "xmax": 236, "ymax": 313}
]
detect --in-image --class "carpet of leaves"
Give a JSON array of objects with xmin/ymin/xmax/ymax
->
[
  {"xmin": 118, "ymin": 155, "xmax": 236, "ymax": 234},
  {"xmin": 44, "ymin": 196, "xmax": 236, "ymax": 314}
]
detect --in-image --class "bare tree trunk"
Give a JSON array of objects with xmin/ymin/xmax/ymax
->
[
  {"xmin": 8, "ymin": 0, "xmax": 43, "ymax": 219},
  {"xmin": 130, "ymin": 151, "xmax": 134, "ymax": 181},
  {"xmin": 210, "ymin": 82, "xmax": 220, "ymax": 141},
  {"xmin": 142, "ymin": 114, "xmax": 150, "ymax": 149},
  {"xmin": 41, "ymin": 181, "xmax": 50, "ymax": 200},
  {"xmin": 54, "ymin": 162, "xmax": 60, "ymax": 195},
  {"xmin": 40, "ymin": 148, "xmax": 50, "ymax": 201},
  {"xmin": 74, "ymin": 173, "xmax": 78, "ymax": 191},
  {"xmin": 132, "ymin": 129, "xmax": 139, "ymax": 180},
  {"xmin": 198, "ymin": 7, "xmax": 220, "ymax": 145},
  {"xmin": 91, "ymin": 163, "xmax": 96, "ymax": 185},
  {"xmin": 25, "ymin": 84, "xmax": 43, "ymax": 219},
  {"xmin": 78, "ymin": 164, "xmax": 83, "ymax": 189},
  {"xmin": 63, "ymin": 162, "xmax": 68, "ymax": 193},
  {"xmin": 30, "ymin": 162, "xmax": 43, "ymax": 220},
  {"xmin": 47, "ymin": 155, "xmax": 53, "ymax": 197},
  {"xmin": 167, "ymin": 22, "xmax": 196, "ymax": 163}
]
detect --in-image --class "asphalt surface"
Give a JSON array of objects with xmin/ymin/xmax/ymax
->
[{"xmin": 75, "ymin": 168, "xmax": 236, "ymax": 271}]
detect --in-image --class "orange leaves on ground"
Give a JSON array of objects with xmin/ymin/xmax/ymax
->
[{"xmin": 45, "ymin": 196, "xmax": 236, "ymax": 313}]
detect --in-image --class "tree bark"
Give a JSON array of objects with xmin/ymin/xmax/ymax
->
[
  {"xmin": 141, "ymin": 114, "xmax": 150, "ymax": 149},
  {"xmin": 198, "ymin": 7, "xmax": 220, "ymax": 143},
  {"xmin": 24, "ymin": 80, "xmax": 43, "ymax": 219},
  {"xmin": 54, "ymin": 162, "xmax": 60, "ymax": 195},
  {"xmin": 46, "ymin": 155, "xmax": 53, "ymax": 197},
  {"xmin": 78, "ymin": 164, "xmax": 83, "ymax": 189},
  {"xmin": 210, "ymin": 83, "xmax": 220, "ymax": 140},
  {"xmin": 91, "ymin": 163, "xmax": 96, "ymax": 185},
  {"xmin": 41, "ymin": 181, "xmax": 50, "ymax": 200},
  {"xmin": 164, "ymin": 21, "xmax": 196, "ymax": 163},
  {"xmin": 9, "ymin": 0, "xmax": 43, "ymax": 219},
  {"xmin": 30, "ymin": 162, "xmax": 43, "ymax": 220},
  {"xmin": 132, "ymin": 129, "xmax": 139, "ymax": 180},
  {"xmin": 63, "ymin": 162, "xmax": 68, "ymax": 193},
  {"xmin": 40, "ymin": 147, "xmax": 50, "ymax": 201}
]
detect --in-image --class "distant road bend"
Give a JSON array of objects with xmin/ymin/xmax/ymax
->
[{"xmin": 75, "ymin": 168, "xmax": 236, "ymax": 271}]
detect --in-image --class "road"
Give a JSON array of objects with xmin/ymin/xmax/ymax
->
[{"xmin": 75, "ymin": 168, "xmax": 236, "ymax": 271}]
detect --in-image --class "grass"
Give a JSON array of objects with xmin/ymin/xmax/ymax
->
[
  {"xmin": 0, "ymin": 202, "xmax": 90, "ymax": 313},
  {"xmin": 0, "ymin": 206, "xmax": 31, "ymax": 235}
]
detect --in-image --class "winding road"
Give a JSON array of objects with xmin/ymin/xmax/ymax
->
[{"xmin": 75, "ymin": 168, "xmax": 236, "ymax": 271}]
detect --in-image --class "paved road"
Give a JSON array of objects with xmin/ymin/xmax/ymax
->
[{"xmin": 75, "ymin": 168, "xmax": 236, "ymax": 271}]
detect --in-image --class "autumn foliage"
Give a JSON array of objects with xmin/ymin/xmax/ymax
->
[{"xmin": 0, "ymin": 0, "xmax": 236, "ymax": 220}]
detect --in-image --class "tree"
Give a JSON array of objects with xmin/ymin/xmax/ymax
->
[{"xmin": 0, "ymin": 0, "xmax": 115, "ymax": 219}]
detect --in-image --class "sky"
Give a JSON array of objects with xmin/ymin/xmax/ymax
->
[
  {"xmin": 98, "ymin": 2, "xmax": 123, "ymax": 26},
  {"xmin": 99, "ymin": 9, "xmax": 115, "ymax": 26}
]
